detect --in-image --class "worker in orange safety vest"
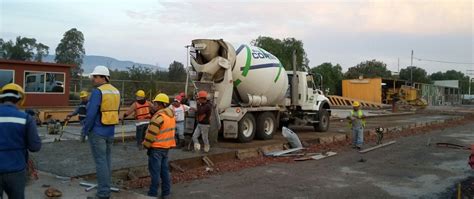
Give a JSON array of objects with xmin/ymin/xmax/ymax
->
[
  {"xmin": 122, "ymin": 90, "xmax": 154, "ymax": 150},
  {"xmin": 142, "ymin": 93, "xmax": 175, "ymax": 198}
]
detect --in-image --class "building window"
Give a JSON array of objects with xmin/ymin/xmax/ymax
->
[
  {"xmin": 24, "ymin": 71, "xmax": 65, "ymax": 93},
  {"xmin": 0, "ymin": 69, "xmax": 14, "ymax": 88}
]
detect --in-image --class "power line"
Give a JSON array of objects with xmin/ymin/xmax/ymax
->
[{"xmin": 413, "ymin": 57, "xmax": 474, "ymax": 65}]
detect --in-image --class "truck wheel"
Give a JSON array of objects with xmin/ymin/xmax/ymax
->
[
  {"xmin": 256, "ymin": 112, "xmax": 276, "ymax": 140},
  {"xmin": 238, "ymin": 113, "xmax": 256, "ymax": 143},
  {"xmin": 314, "ymin": 109, "xmax": 330, "ymax": 132}
]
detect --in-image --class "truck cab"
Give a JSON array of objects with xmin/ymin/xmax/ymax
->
[{"xmin": 286, "ymin": 71, "xmax": 331, "ymax": 132}]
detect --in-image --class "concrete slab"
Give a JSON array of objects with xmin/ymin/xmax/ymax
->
[
  {"xmin": 32, "ymin": 113, "xmax": 459, "ymax": 178},
  {"xmin": 38, "ymin": 121, "xmax": 137, "ymax": 143},
  {"xmin": 32, "ymin": 141, "xmax": 232, "ymax": 177},
  {"xmin": 24, "ymin": 171, "xmax": 151, "ymax": 199}
]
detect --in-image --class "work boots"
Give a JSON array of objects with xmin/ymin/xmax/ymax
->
[
  {"xmin": 204, "ymin": 144, "xmax": 210, "ymax": 153},
  {"xmin": 194, "ymin": 143, "xmax": 201, "ymax": 152}
]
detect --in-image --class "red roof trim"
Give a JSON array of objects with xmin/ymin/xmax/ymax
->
[{"xmin": 0, "ymin": 59, "xmax": 75, "ymax": 68}]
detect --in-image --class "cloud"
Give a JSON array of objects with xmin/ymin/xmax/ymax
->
[
  {"xmin": 1, "ymin": 0, "xmax": 471, "ymax": 74},
  {"xmin": 125, "ymin": 1, "xmax": 472, "ymax": 36}
]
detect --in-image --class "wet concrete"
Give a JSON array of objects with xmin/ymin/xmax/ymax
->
[
  {"xmin": 32, "ymin": 140, "xmax": 232, "ymax": 177},
  {"xmin": 32, "ymin": 113, "xmax": 458, "ymax": 178}
]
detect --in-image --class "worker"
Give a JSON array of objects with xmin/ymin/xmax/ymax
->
[
  {"xmin": 192, "ymin": 90, "xmax": 212, "ymax": 153},
  {"xmin": 122, "ymin": 90, "xmax": 154, "ymax": 150},
  {"xmin": 169, "ymin": 95, "xmax": 191, "ymax": 148},
  {"xmin": 66, "ymin": 91, "xmax": 89, "ymax": 142},
  {"xmin": 347, "ymin": 101, "xmax": 366, "ymax": 150},
  {"xmin": 392, "ymin": 93, "xmax": 400, "ymax": 113},
  {"xmin": 82, "ymin": 65, "xmax": 120, "ymax": 199},
  {"xmin": 179, "ymin": 92, "xmax": 189, "ymax": 105},
  {"xmin": 142, "ymin": 93, "xmax": 175, "ymax": 198},
  {"xmin": 0, "ymin": 83, "xmax": 41, "ymax": 199}
]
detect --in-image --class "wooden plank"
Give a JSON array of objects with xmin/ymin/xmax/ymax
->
[
  {"xmin": 264, "ymin": 147, "xmax": 303, "ymax": 157},
  {"xmin": 311, "ymin": 151, "xmax": 337, "ymax": 160},
  {"xmin": 169, "ymin": 162, "xmax": 185, "ymax": 173},
  {"xmin": 293, "ymin": 152, "xmax": 337, "ymax": 161},
  {"xmin": 202, "ymin": 156, "xmax": 215, "ymax": 167},
  {"xmin": 359, "ymin": 141, "xmax": 396, "ymax": 153}
]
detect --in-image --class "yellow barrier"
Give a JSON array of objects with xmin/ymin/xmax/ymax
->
[{"xmin": 327, "ymin": 95, "xmax": 387, "ymax": 109}]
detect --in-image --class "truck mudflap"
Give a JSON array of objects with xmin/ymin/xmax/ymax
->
[{"xmin": 223, "ymin": 120, "xmax": 239, "ymax": 139}]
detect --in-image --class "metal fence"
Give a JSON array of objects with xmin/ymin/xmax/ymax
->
[{"xmin": 69, "ymin": 78, "xmax": 195, "ymax": 106}]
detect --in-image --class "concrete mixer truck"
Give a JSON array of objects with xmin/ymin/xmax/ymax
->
[{"xmin": 189, "ymin": 39, "xmax": 331, "ymax": 143}]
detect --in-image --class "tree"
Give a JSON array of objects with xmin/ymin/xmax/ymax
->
[
  {"xmin": 311, "ymin": 62, "xmax": 343, "ymax": 95},
  {"xmin": 345, "ymin": 59, "xmax": 392, "ymax": 79},
  {"xmin": 0, "ymin": 36, "xmax": 49, "ymax": 61},
  {"xmin": 251, "ymin": 36, "xmax": 309, "ymax": 71},
  {"xmin": 55, "ymin": 28, "xmax": 85, "ymax": 78},
  {"xmin": 399, "ymin": 66, "xmax": 431, "ymax": 83},
  {"xmin": 35, "ymin": 43, "xmax": 49, "ymax": 62},
  {"xmin": 430, "ymin": 70, "xmax": 471, "ymax": 93},
  {"xmin": 168, "ymin": 61, "xmax": 186, "ymax": 82}
]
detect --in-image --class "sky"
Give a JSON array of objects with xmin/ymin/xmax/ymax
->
[{"xmin": 1, "ymin": 0, "xmax": 472, "ymax": 74}]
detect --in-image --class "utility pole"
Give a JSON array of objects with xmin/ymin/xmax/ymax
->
[
  {"xmin": 410, "ymin": 50, "xmax": 414, "ymax": 85},
  {"xmin": 397, "ymin": 57, "xmax": 400, "ymax": 72},
  {"xmin": 467, "ymin": 70, "xmax": 474, "ymax": 98}
]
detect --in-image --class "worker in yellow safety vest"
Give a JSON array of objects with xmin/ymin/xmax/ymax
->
[
  {"xmin": 66, "ymin": 90, "xmax": 89, "ymax": 142},
  {"xmin": 82, "ymin": 65, "xmax": 120, "ymax": 199},
  {"xmin": 122, "ymin": 89, "xmax": 154, "ymax": 150},
  {"xmin": 143, "ymin": 93, "xmax": 175, "ymax": 198},
  {"xmin": 347, "ymin": 101, "xmax": 366, "ymax": 150}
]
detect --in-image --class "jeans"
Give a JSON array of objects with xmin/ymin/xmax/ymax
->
[
  {"xmin": 0, "ymin": 170, "xmax": 26, "ymax": 199},
  {"xmin": 88, "ymin": 132, "xmax": 114, "ymax": 198},
  {"xmin": 192, "ymin": 124, "xmax": 210, "ymax": 146},
  {"xmin": 175, "ymin": 121, "xmax": 185, "ymax": 140},
  {"xmin": 352, "ymin": 127, "xmax": 364, "ymax": 147},
  {"xmin": 147, "ymin": 149, "xmax": 171, "ymax": 197},
  {"xmin": 136, "ymin": 123, "xmax": 148, "ymax": 147}
]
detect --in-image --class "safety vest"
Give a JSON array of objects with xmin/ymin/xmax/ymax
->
[
  {"xmin": 349, "ymin": 110, "xmax": 366, "ymax": 128},
  {"xmin": 97, "ymin": 84, "xmax": 120, "ymax": 125},
  {"xmin": 78, "ymin": 100, "xmax": 87, "ymax": 120},
  {"xmin": 143, "ymin": 108, "xmax": 176, "ymax": 149},
  {"xmin": 0, "ymin": 105, "xmax": 28, "ymax": 172},
  {"xmin": 135, "ymin": 101, "xmax": 152, "ymax": 120}
]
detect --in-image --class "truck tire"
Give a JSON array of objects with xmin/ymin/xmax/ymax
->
[
  {"xmin": 238, "ymin": 113, "xmax": 256, "ymax": 143},
  {"xmin": 314, "ymin": 109, "xmax": 329, "ymax": 132},
  {"xmin": 256, "ymin": 112, "xmax": 276, "ymax": 140}
]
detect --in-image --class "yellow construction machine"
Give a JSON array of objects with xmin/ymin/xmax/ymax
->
[{"xmin": 385, "ymin": 85, "xmax": 428, "ymax": 108}]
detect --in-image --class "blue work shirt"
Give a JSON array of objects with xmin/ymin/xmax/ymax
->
[
  {"xmin": 82, "ymin": 88, "xmax": 116, "ymax": 137},
  {"xmin": 0, "ymin": 103, "xmax": 41, "ymax": 173}
]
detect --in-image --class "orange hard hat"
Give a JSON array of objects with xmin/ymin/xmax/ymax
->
[{"xmin": 197, "ymin": 91, "xmax": 208, "ymax": 99}]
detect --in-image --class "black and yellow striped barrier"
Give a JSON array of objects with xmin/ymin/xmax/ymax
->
[{"xmin": 327, "ymin": 95, "xmax": 386, "ymax": 109}]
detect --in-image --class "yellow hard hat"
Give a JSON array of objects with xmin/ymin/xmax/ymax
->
[
  {"xmin": 352, "ymin": 101, "xmax": 360, "ymax": 107},
  {"xmin": 136, "ymin": 90, "xmax": 146, "ymax": 98},
  {"xmin": 153, "ymin": 93, "xmax": 169, "ymax": 104},
  {"xmin": 80, "ymin": 91, "xmax": 88, "ymax": 98},
  {"xmin": 0, "ymin": 83, "xmax": 26, "ymax": 106}
]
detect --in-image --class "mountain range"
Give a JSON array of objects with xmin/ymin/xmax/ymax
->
[{"xmin": 43, "ymin": 55, "xmax": 165, "ymax": 73}]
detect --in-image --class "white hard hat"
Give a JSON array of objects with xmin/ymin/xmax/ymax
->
[{"xmin": 90, "ymin": 65, "xmax": 110, "ymax": 77}]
